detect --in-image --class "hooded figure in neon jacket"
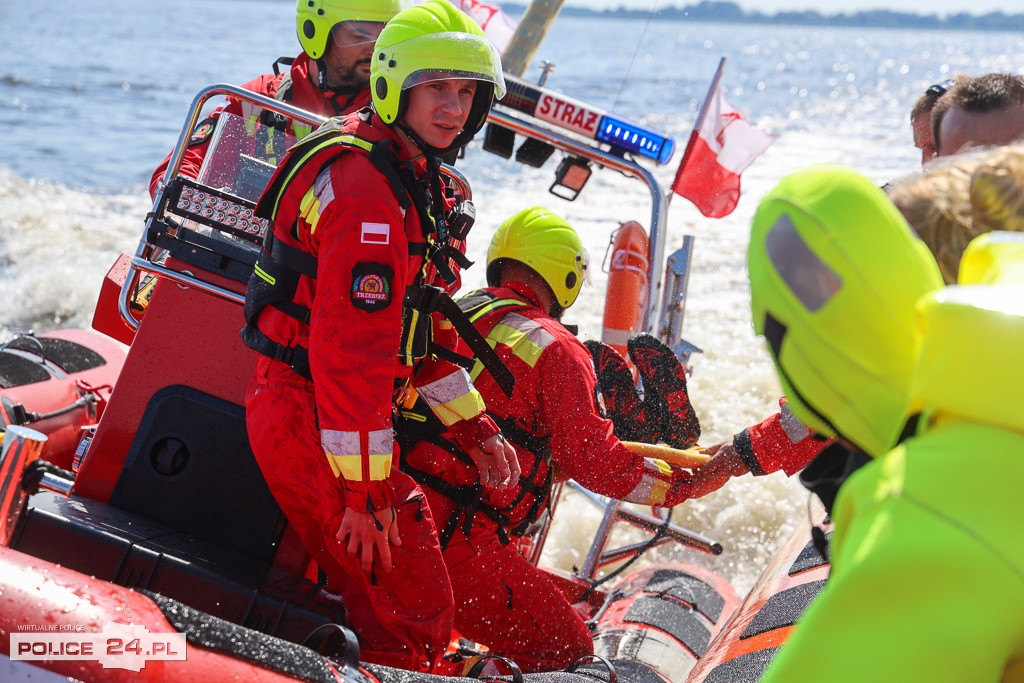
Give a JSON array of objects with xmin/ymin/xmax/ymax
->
[{"xmin": 750, "ymin": 166, "xmax": 1024, "ymax": 681}]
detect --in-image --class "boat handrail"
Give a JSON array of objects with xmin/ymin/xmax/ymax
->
[
  {"xmin": 567, "ymin": 481, "xmax": 722, "ymax": 580},
  {"xmin": 120, "ymin": 84, "xmax": 669, "ymax": 334},
  {"xmin": 486, "ymin": 105, "xmax": 668, "ymax": 334}
]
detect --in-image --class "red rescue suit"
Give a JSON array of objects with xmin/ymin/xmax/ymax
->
[
  {"xmin": 399, "ymin": 283, "xmax": 693, "ymax": 673},
  {"xmin": 737, "ymin": 397, "xmax": 832, "ymax": 476},
  {"xmin": 150, "ymin": 53, "xmax": 370, "ymax": 197},
  {"xmin": 245, "ymin": 110, "xmax": 491, "ymax": 672}
]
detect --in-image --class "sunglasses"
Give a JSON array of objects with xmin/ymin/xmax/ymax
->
[{"xmin": 925, "ymin": 79, "xmax": 957, "ymax": 97}]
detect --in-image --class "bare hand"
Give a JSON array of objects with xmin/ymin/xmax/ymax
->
[
  {"xmin": 689, "ymin": 440, "xmax": 751, "ymax": 498},
  {"xmin": 466, "ymin": 433, "xmax": 520, "ymax": 490},
  {"xmin": 336, "ymin": 506, "xmax": 401, "ymax": 574}
]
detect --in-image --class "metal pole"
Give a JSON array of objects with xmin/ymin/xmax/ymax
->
[{"xmin": 501, "ymin": 0, "xmax": 567, "ymax": 77}]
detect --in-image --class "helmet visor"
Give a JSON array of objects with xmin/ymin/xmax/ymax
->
[
  {"xmin": 577, "ymin": 248, "xmax": 592, "ymax": 288},
  {"xmin": 332, "ymin": 21, "xmax": 387, "ymax": 50},
  {"xmin": 383, "ymin": 32, "xmax": 506, "ymax": 99}
]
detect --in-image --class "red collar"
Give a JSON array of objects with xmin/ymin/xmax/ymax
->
[{"xmin": 503, "ymin": 281, "xmax": 545, "ymax": 310}]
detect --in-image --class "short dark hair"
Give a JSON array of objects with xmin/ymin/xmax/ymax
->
[
  {"xmin": 909, "ymin": 75, "xmax": 969, "ymax": 121},
  {"xmin": 933, "ymin": 73, "xmax": 1024, "ymax": 154}
]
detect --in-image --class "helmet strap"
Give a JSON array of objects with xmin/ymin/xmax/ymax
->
[{"xmin": 394, "ymin": 120, "xmax": 452, "ymax": 243}]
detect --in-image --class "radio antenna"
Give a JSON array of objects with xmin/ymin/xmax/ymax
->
[{"xmin": 611, "ymin": 0, "xmax": 660, "ymax": 113}]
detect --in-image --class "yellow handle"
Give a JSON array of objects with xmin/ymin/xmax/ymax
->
[{"xmin": 621, "ymin": 441, "xmax": 710, "ymax": 469}]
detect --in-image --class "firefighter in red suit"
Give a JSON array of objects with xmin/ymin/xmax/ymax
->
[
  {"xmin": 149, "ymin": 0, "xmax": 404, "ymax": 198},
  {"xmin": 396, "ymin": 207, "xmax": 700, "ymax": 673},
  {"xmin": 242, "ymin": 2, "xmax": 516, "ymax": 672}
]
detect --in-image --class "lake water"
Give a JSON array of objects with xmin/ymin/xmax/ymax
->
[{"xmin": 3, "ymin": 0, "xmax": 1023, "ymax": 594}]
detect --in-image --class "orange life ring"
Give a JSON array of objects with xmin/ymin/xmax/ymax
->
[{"xmin": 601, "ymin": 221, "xmax": 650, "ymax": 360}]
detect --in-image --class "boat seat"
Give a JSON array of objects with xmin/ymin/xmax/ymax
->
[{"xmin": 74, "ymin": 255, "xmax": 287, "ymax": 561}]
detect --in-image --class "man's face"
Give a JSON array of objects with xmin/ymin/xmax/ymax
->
[
  {"xmin": 402, "ymin": 79, "xmax": 478, "ymax": 150},
  {"xmin": 937, "ymin": 104, "xmax": 1024, "ymax": 157},
  {"xmin": 912, "ymin": 111, "xmax": 937, "ymax": 164},
  {"xmin": 321, "ymin": 21, "xmax": 385, "ymax": 91}
]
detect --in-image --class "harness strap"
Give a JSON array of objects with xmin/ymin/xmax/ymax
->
[
  {"xmin": 239, "ymin": 325, "xmax": 312, "ymax": 381},
  {"xmin": 271, "ymin": 56, "xmax": 295, "ymax": 77},
  {"xmin": 404, "ymin": 285, "xmax": 516, "ymax": 398},
  {"xmin": 269, "ymin": 236, "xmax": 318, "ymax": 279}
]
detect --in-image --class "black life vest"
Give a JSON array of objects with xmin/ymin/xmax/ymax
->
[{"xmin": 396, "ymin": 290, "xmax": 554, "ymax": 550}]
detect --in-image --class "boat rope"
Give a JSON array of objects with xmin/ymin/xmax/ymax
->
[
  {"xmin": 610, "ymin": 0, "xmax": 660, "ymax": 114},
  {"xmin": 23, "ymin": 392, "xmax": 98, "ymax": 423},
  {"xmin": 579, "ymin": 506, "xmax": 673, "ymax": 602}
]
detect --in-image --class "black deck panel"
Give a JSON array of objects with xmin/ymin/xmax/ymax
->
[{"xmin": 739, "ymin": 580, "xmax": 826, "ymax": 640}]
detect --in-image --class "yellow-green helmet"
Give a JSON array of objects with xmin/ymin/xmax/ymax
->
[
  {"xmin": 296, "ymin": 0, "xmax": 404, "ymax": 60},
  {"xmin": 370, "ymin": 0, "xmax": 505, "ymax": 152},
  {"xmin": 487, "ymin": 206, "xmax": 589, "ymax": 309},
  {"xmin": 748, "ymin": 165, "xmax": 943, "ymax": 456},
  {"xmin": 959, "ymin": 231, "xmax": 1024, "ymax": 285}
]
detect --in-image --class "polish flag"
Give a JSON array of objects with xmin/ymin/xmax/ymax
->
[{"xmin": 671, "ymin": 85, "xmax": 777, "ymax": 218}]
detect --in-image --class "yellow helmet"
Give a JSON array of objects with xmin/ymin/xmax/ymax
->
[
  {"xmin": 296, "ymin": 0, "xmax": 404, "ymax": 60},
  {"xmin": 959, "ymin": 231, "xmax": 1024, "ymax": 285},
  {"xmin": 487, "ymin": 206, "xmax": 589, "ymax": 309},
  {"xmin": 748, "ymin": 165, "xmax": 943, "ymax": 456},
  {"xmin": 370, "ymin": 0, "xmax": 505, "ymax": 152}
]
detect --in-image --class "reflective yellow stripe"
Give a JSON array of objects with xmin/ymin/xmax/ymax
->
[
  {"xmin": 327, "ymin": 452, "xmax": 393, "ymax": 481},
  {"xmin": 401, "ymin": 309, "xmax": 419, "ymax": 365},
  {"xmin": 291, "ymin": 123, "xmax": 313, "ymax": 140},
  {"xmin": 245, "ymin": 114, "xmax": 258, "ymax": 137},
  {"xmin": 645, "ymin": 459, "xmax": 673, "ymax": 505},
  {"xmin": 431, "ymin": 391, "xmax": 486, "ymax": 427},
  {"xmin": 269, "ymin": 133, "xmax": 374, "ymax": 221},
  {"xmin": 298, "ymin": 186, "xmax": 323, "ymax": 235},
  {"xmin": 254, "ymin": 262, "xmax": 275, "ymax": 285},
  {"xmin": 465, "ymin": 298, "xmax": 523, "ymax": 323}
]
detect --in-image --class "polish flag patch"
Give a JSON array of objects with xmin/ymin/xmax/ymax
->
[{"xmin": 360, "ymin": 222, "xmax": 390, "ymax": 245}]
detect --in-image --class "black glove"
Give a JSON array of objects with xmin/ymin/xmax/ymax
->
[
  {"xmin": 627, "ymin": 334, "xmax": 701, "ymax": 449},
  {"xmin": 583, "ymin": 340, "xmax": 656, "ymax": 443}
]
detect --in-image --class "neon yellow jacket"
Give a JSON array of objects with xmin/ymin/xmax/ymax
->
[{"xmin": 762, "ymin": 283, "xmax": 1024, "ymax": 682}]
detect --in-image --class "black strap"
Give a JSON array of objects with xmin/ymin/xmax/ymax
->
[
  {"xmin": 269, "ymin": 237, "xmax": 318, "ymax": 279},
  {"xmin": 239, "ymin": 325, "xmax": 311, "ymax": 381},
  {"xmin": 427, "ymin": 341, "xmax": 475, "ymax": 370},
  {"xmin": 367, "ymin": 140, "xmax": 413, "ymax": 211},
  {"xmin": 271, "ymin": 56, "xmax": 294, "ymax": 77},
  {"xmin": 404, "ymin": 285, "xmax": 516, "ymax": 398}
]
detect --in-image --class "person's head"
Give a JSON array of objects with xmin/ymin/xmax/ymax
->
[
  {"xmin": 932, "ymin": 73, "xmax": 1024, "ymax": 157},
  {"xmin": 486, "ymin": 206, "xmax": 589, "ymax": 320},
  {"xmin": 748, "ymin": 165, "xmax": 943, "ymax": 457},
  {"xmin": 295, "ymin": 0, "xmax": 404, "ymax": 92},
  {"xmin": 888, "ymin": 143, "xmax": 1024, "ymax": 284},
  {"xmin": 909, "ymin": 76, "xmax": 967, "ymax": 164},
  {"xmin": 370, "ymin": 0, "xmax": 505, "ymax": 155}
]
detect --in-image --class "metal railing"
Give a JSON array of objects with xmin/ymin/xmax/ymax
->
[{"xmin": 118, "ymin": 85, "xmax": 669, "ymax": 335}]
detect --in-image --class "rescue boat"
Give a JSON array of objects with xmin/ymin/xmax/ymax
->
[
  {"xmin": 0, "ymin": 80, "xmax": 763, "ymax": 683},
  {"xmin": 0, "ymin": 328, "xmax": 123, "ymax": 471}
]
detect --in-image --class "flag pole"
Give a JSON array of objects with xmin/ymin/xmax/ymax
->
[{"xmin": 669, "ymin": 56, "xmax": 727, "ymax": 206}]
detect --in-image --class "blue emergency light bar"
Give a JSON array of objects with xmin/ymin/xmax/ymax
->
[
  {"xmin": 595, "ymin": 114, "xmax": 675, "ymax": 165},
  {"xmin": 498, "ymin": 74, "xmax": 675, "ymax": 165}
]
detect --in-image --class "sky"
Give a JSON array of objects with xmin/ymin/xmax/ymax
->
[{"xmin": 565, "ymin": 0, "xmax": 1013, "ymax": 15}]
